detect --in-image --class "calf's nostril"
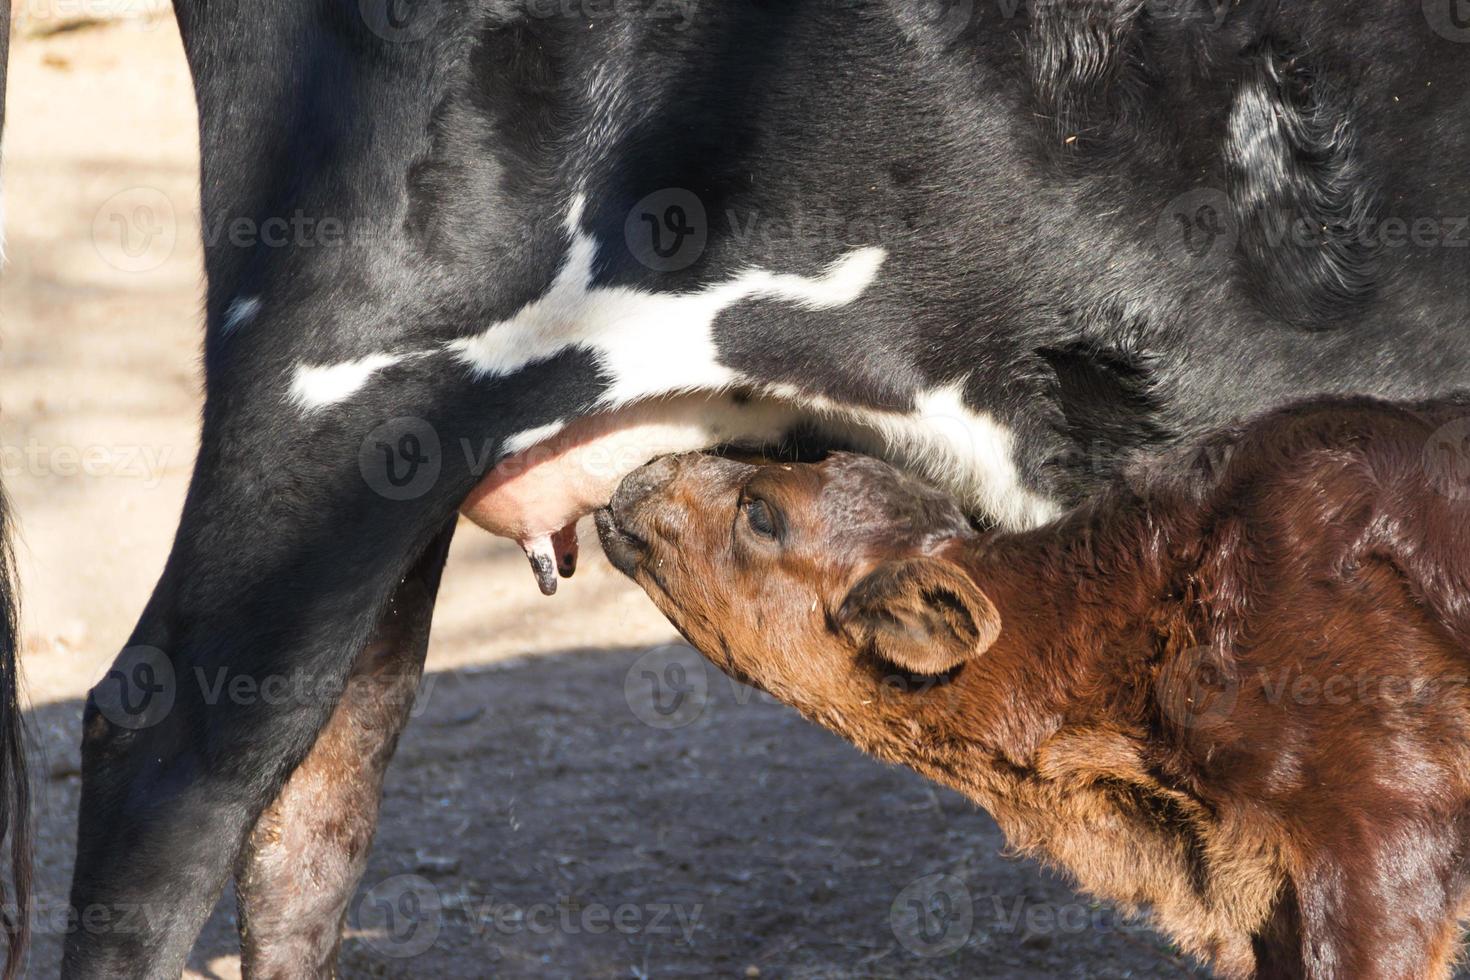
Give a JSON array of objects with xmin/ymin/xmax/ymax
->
[{"xmin": 612, "ymin": 454, "xmax": 682, "ymax": 514}]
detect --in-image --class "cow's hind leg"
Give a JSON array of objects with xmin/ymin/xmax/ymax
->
[{"xmin": 233, "ymin": 524, "xmax": 454, "ymax": 978}]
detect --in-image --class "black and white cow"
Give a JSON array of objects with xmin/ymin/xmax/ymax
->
[{"xmin": 43, "ymin": 0, "xmax": 1470, "ymax": 975}]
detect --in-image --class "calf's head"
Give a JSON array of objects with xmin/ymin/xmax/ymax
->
[{"xmin": 596, "ymin": 452, "xmax": 1000, "ymax": 705}]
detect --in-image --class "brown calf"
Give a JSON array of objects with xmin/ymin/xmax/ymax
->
[{"xmin": 596, "ymin": 396, "xmax": 1470, "ymax": 979}]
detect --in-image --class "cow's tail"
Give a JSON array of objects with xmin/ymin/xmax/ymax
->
[
  {"xmin": 0, "ymin": 0, "xmax": 35, "ymax": 976},
  {"xmin": 0, "ymin": 494, "xmax": 28, "ymax": 980}
]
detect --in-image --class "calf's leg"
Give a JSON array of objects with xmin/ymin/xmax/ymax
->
[{"xmin": 1286, "ymin": 839, "xmax": 1460, "ymax": 980}]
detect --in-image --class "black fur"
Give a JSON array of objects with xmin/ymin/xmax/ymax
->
[
  {"xmin": 62, "ymin": 1, "xmax": 1470, "ymax": 974},
  {"xmin": 0, "ymin": 494, "xmax": 29, "ymax": 980},
  {"xmin": 1226, "ymin": 39, "xmax": 1381, "ymax": 327},
  {"xmin": 1027, "ymin": 0, "xmax": 1152, "ymax": 145},
  {"xmin": 0, "ymin": 1, "xmax": 34, "ymax": 974}
]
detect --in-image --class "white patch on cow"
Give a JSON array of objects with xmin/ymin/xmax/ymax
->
[
  {"xmin": 448, "ymin": 195, "xmax": 888, "ymax": 408},
  {"xmin": 761, "ymin": 380, "xmax": 1060, "ymax": 530},
  {"xmin": 290, "ymin": 354, "xmax": 404, "ymax": 411},
  {"xmin": 903, "ymin": 383, "xmax": 1061, "ymax": 529},
  {"xmin": 222, "ymin": 295, "xmax": 261, "ymax": 334},
  {"xmin": 289, "ymin": 196, "xmax": 885, "ymax": 414},
  {"xmin": 504, "ymin": 421, "xmax": 568, "ymax": 456},
  {"xmin": 275, "ymin": 196, "xmax": 1052, "ymax": 530}
]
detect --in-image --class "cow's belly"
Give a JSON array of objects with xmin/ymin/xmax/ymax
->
[{"xmin": 462, "ymin": 388, "xmax": 1060, "ymax": 594}]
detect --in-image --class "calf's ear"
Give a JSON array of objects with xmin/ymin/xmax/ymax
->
[{"xmin": 837, "ymin": 557, "xmax": 1000, "ymax": 676}]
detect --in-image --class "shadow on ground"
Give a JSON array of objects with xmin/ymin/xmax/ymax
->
[{"xmin": 28, "ymin": 646, "xmax": 1218, "ymax": 978}]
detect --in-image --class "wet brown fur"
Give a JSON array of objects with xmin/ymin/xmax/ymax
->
[{"xmin": 598, "ymin": 395, "xmax": 1470, "ymax": 979}]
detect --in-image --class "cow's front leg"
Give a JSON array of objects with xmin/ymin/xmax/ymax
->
[
  {"xmin": 233, "ymin": 523, "xmax": 454, "ymax": 979},
  {"xmin": 63, "ymin": 392, "xmax": 488, "ymax": 979}
]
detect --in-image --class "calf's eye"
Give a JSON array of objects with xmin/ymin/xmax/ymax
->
[{"xmin": 744, "ymin": 498, "xmax": 778, "ymax": 539}]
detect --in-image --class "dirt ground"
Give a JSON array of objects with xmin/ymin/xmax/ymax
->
[{"xmin": 0, "ymin": 16, "xmax": 1226, "ymax": 978}]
